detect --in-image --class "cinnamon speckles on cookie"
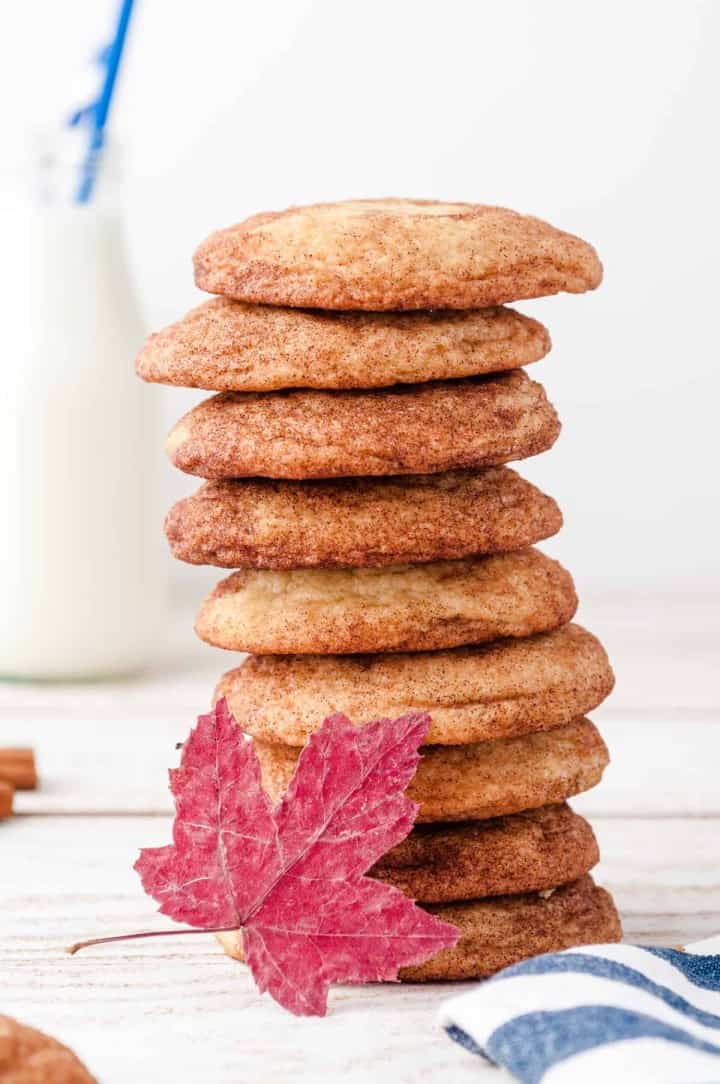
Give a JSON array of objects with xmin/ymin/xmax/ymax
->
[
  {"xmin": 195, "ymin": 548, "xmax": 577, "ymax": 655},
  {"xmin": 166, "ymin": 468, "xmax": 562, "ymax": 570},
  {"xmin": 400, "ymin": 877, "xmax": 621, "ymax": 981},
  {"xmin": 372, "ymin": 804, "xmax": 599, "ymax": 903},
  {"xmin": 216, "ymin": 624, "xmax": 613, "ymax": 745},
  {"xmin": 193, "ymin": 199, "xmax": 602, "ymax": 311},
  {"xmin": 254, "ymin": 718, "xmax": 609, "ymax": 823},
  {"xmin": 136, "ymin": 298, "xmax": 551, "ymax": 391},
  {"xmin": 166, "ymin": 371, "xmax": 561, "ymax": 481}
]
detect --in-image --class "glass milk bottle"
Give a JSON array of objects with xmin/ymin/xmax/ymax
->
[{"xmin": 0, "ymin": 140, "xmax": 166, "ymax": 678}]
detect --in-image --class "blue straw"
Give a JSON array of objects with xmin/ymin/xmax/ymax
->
[{"xmin": 69, "ymin": 0, "xmax": 136, "ymax": 204}]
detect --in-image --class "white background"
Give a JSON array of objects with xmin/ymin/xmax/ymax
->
[{"xmin": 3, "ymin": 0, "xmax": 719, "ymax": 595}]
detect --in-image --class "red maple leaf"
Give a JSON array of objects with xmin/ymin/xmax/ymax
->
[{"xmin": 132, "ymin": 700, "xmax": 458, "ymax": 1016}]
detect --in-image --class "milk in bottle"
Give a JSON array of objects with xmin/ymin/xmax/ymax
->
[{"xmin": 0, "ymin": 142, "xmax": 165, "ymax": 677}]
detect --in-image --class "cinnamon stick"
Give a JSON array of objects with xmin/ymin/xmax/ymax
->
[
  {"xmin": 0, "ymin": 781, "xmax": 13, "ymax": 819},
  {"xmin": 0, "ymin": 748, "xmax": 37, "ymax": 790}
]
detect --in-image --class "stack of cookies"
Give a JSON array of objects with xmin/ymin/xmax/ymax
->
[{"xmin": 137, "ymin": 199, "xmax": 622, "ymax": 981}]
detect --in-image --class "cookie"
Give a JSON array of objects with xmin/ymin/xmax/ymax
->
[
  {"xmin": 400, "ymin": 877, "xmax": 622, "ymax": 981},
  {"xmin": 215, "ymin": 876, "xmax": 621, "ymax": 981},
  {"xmin": 166, "ymin": 371, "xmax": 560, "ymax": 481},
  {"xmin": 137, "ymin": 298, "xmax": 551, "ymax": 391},
  {"xmin": 217, "ymin": 623, "xmax": 613, "ymax": 745},
  {"xmin": 253, "ymin": 718, "xmax": 609, "ymax": 822},
  {"xmin": 196, "ymin": 548, "xmax": 577, "ymax": 655},
  {"xmin": 371, "ymin": 803, "xmax": 599, "ymax": 902},
  {"xmin": 0, "ymin": 1014, "xmax": 98, "ymax": 1083},
  {"xmin": 166, "ymin": 467, "xmax": 562, "ymax": 570},
  {"xmin": 193, "ymin": 199, "xmax": 602, "ymax": 311}
]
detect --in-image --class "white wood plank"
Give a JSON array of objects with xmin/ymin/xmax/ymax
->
[
  {"xmin": 2, "ymin": 717, "xmax": 719, "ymax": 818},
  {"xmin": 1, "ymin": 814, "xmax": 716, "ymax": 1084},
  {"xmin": 594, "ymin": 818, "xmax": 720, "ymax": 943}
]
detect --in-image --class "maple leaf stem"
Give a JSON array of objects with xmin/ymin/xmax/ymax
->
[{"xmin": 66, "ymin": 926, "xmax": 240, "ymax": 956}]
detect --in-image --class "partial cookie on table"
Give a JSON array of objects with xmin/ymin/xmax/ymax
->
[
  {"xmin": 166, "ymin": 371, "xmax": 560, "ymax": 480},
  {"xmin": 196, "ymin": 548, "xmax": 577, "ymax": 655},
  {"xmin": 0, "ymin": 1014, "xmax": 97, "ymax": 1084},
  {"xmin": 217, "ymin": 623, "xmax": 613, "ymax": 745},
  {"xmin": 136, "ymin": 298, "xmax": 551, "ymax": 391},
  {"xmin": 193, "ymin": 198, "xmax": 602, "ymax": 311},
  {"xmin": 372, "ymin": 803, "xmax": 599, "ymax": 903},
  {"xmin": 254, "ymin": 717, "xmax": 609, "ymax": 823},
  {"xmin": 215, "ymin": 876, "xmax": 621, "ymax": 982},
  {"xmin": 167, "ymin": 467, "xmax": 562, "ymax": 570}
]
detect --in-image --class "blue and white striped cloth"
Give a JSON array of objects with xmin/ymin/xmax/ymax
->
[{"xmin": 439, "ymin": 938, "xmax": 720, "ymax": 1083}]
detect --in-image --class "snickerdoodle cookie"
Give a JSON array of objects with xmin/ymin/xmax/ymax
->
[
  {"xmin": 166, "ymin": 371, "xmax": 560, "ymax": 480},
  {"xmin": 137, "ymin": 298, "xmax": 551, "ymax": 391},
  {"xmin": 196, "ymin": 548, "xmax": 577, "ymax": 655},
  {"xmin": 194, "ymin": 199, "xmax": 602, "ymax": 311},
  {"xmin": 167, "ymin": 468, "xmax": 562, "ymax": 570},
  {"xmin": 216, "ymin": 624, "xmax": 612, "ymax": 745},
  {"xmin": 215, "ymin": 876, "xmax": 621, "ymax": 981},
  {"xmin": 400, "ymin": 877, "xmax": 622, "ymax": 980},
  {"xmin": 254, "ymin": 718, "xmax": 609, "ymax": 822},
  {"xmin": 0, "ymin": 1015, "xmax": 98, "ymax": 1084},
  {"xmin": 371, "ymin": 804, "xmax": 599, "ymax": 902}
]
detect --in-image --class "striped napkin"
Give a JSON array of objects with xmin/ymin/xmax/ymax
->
[{"xmin": 439, "ymin": 938, "xmax": 720, "ymax": 1082}]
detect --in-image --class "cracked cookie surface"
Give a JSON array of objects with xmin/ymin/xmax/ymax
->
[
  {"xmin": 167, "ymin": 467, "xmax": 562, "ymax": 570},
  {"xmin": 371, "ymin": 803, "xmax": 599, "ymax": 902},
  {"xmin": 400, "ymin": 877, "xmax": 621, "ymax": 980},
  {"xmin": 137, "ymin": 298, "xmax": 551, "ymax": 391},
  {"xmin": 217, "ymin": 623, "xmax": 613, "ymax": 744},
  {"xmin": 166, "ymin": 371, "xmax": 560, "ymax": 480},
  {"xmin": 194, "ymin": 198, "xmax": 602, "ymax": 310},
  {"xmin": 196, "ymin": 548, "xmax": 577, "ymax": 655}
]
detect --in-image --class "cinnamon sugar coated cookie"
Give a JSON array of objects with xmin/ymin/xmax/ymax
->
[
  {"xmin": 167, "ymin": 468, "xmax": 562, "ymax": 569},
  {"xmin": 217, "ymin": 624, "xmax": 613, "ymax": 745},
  {"xmin": 254, "ymin": 718, "xmax": 609, "ymax": 822},
  {"xmin": 215, "ymin": 876, "xmax": 621, "ymax": 981},
  {"xmin": 372, "ymin": 804, "xmax": 599, "ymax": 902},
  {"xmin": 400, "ymin": 877, "xmax": 622, "ymax": 980},
  {"xmin": 0, "ymin": 1015, "xmax": 97, "ymax": 1084},
  {"xmin": 196, "ymin": 548, "xmax": 577, "ymax": 655},
  {"xmin": 136, "ymin": 298, "xmax": 551, "ymax": 391},
  {"xmin": 193, "ymin": 199, "xmax": 602, "ymax": 311},
  {"xmin": 166, "ymin": 371, "xmax": 560, "ymax": 480}
]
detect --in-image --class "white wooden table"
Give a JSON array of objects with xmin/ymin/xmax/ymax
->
[{"xmin": 1, "ymin": 592, "xmax": 719, "ymax": 1083}]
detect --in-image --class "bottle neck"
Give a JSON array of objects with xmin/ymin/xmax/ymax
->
[{"xmin": 5, "ymin": 130, "xmax": 123, "ymax": 211}]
